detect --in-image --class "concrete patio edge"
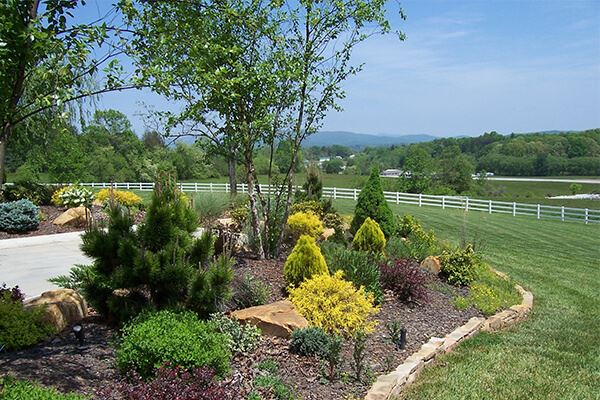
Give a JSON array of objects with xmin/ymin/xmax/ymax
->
[{"xmin": 0, "ymin": 231, "xmax": 85, "ymax": 250}]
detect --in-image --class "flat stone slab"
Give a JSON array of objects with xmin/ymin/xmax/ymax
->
[{"xmin": 231, "ymin": 300, "xmax": 308, "ymax": 338}]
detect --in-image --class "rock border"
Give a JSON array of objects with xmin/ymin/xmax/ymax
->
[{"xmin": 365, "ymin": 274, "xmax": 533, "ymax": 400}]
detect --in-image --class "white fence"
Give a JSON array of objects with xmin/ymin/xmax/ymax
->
[{"xmin": 78, "ymin": 182, "xmax": 600, "ymax": 225}]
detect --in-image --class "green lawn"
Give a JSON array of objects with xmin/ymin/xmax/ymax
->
[{"xmin": 333, "ymin": 199, "xmax": 600, "ymax": 400}]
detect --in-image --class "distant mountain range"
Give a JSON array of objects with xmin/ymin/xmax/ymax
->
[{"xmin": 303, "ymin": 131, "xmax": 437, "ymax": 148}]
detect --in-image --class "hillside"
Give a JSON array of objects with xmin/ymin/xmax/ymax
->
[{"xmin": 303, "ymin": 131, "xmax": 436, "ymax": 148}]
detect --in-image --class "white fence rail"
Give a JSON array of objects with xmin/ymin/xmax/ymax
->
[{"xmin": 75, "ymin": 182, "xmax": 600, "ymax": 224}]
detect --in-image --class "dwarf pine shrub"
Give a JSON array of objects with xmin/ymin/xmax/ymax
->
[
  {"xmin": 288, "ymin": 270, "xmax": 379, "ymax": 336},
  {"xmin": 283, "ymin": 235, "xmax": 329, "ymax": 287},
  {"xmin": 287, "ymin": 211, "xmax": 324, "ymax": 238},
  {"xmin": 353, "ymin": 217, "xmax": 386, "ymax": 254},
  {"xmin": 0, "ymin": 200, "xmax": 39, "ymax": 233}
]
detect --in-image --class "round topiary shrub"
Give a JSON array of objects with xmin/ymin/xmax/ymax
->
[
  {"xmin": 0, "ymin": 200, "xmax": 40, "ymax": 233},
  {"xmin": 352, "ymin": 217, "xmax": 386, "ymax": 254},
  {"xmin": 116, "ymin": 310, "xmax": 232, "ymax": 379},
  {"xmin": 287, "ymin": 211, "xmax": 324, "ymax": 238},
  {"xmin": 283, "ymin": 235, "xmax": 329, "ymax": 287}
]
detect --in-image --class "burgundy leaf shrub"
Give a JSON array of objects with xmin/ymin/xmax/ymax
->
[
  {"xmin": 0, "ymin": 283, "xmax": 25, "ymax": 304},
  {"xmin": 95, "ymin": 364, "xmax": 233, "ymax": 400},
  {"xmin": 380, "ymin": 259, "xmax": 429, "ymax": 303}
]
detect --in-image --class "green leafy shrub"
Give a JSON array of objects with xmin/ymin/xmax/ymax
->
[
  {"xmin": 209, "ymin": 312, "xmax": 260, "ymax": 355},
  {"xmin": 0, "ymin": 378, "xmax": 84, "ymax": 400},
  {"xmin": 116, "ymin": 310, "xmax": 231, "ymax": 380},
  {"xmin": 0, "ymin": 288, "xmax": 55, "ymax": 351},
  {"xmin": 322, "ymin": 212, "xmax": 347, "ymax": 244},
  {"xmin": 3, "ymin": 180, "xmax": 54, "ymax": 205},
  {"xmin": 321, "ymin": 242, "xmax": 383, "ymax": 304},
  {"xmin": 0, "ymin": 200, "xmax": 40, "ymax": 233},
  {"xmin": 287, "ymin": 211, "xmax": 324, "ymax": 238},
  {"xmin": 230, "ymin": 273, "xmax": 271, "ymax": 309},
  {"xmin": 352, "ymin": 217, "xmax": 386, "ymax": 254},
  {"xmin": 283, "ymin": 235, "xmax": 329, "ymax": 287},
  {"xmin": 289, "ymin": 271, "xmax": 379, "ymax": 336},
  {"xmin": 385, "ymin": 232, "xmax": 438, "ymax": 262},
  {"xmin": 54, "ymin": 186, "xmax": 95, "ymax": 208},
  {"xmin": 351, "ymin": 168, "xmax": 395, "ymax": 237},
  {"xmin": 229, "ymin": 205, "xmax": 249, "ymax": 227},
  {"xmin": 289, "ymin": 327, "xmax": 330, "ymax": 357},
  {"xmin": 439, "ymin": 244, "xmax": 481, "ymax": 286}
]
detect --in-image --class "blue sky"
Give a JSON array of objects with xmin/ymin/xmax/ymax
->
[{"xmin": 81, "ymin": 0, "xmax": 600, "ymax": 137}]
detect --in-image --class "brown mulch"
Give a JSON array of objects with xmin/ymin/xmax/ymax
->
[
  {"xmin": 0, "ymin": 206, "xmax": 145, "ymax": 240},
  {"xmin": 0, "ymin": 255, "xmax": 481, "ymax": 399}
]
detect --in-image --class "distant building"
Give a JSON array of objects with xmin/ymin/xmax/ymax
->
[{"xmin": 380, "ymin": 169, "xmax": 404, "ymax": 178}]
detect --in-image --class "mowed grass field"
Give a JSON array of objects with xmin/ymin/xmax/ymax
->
[{"xmin": 334, "ymin": 199, "xmax": 600, "ymax": 400}]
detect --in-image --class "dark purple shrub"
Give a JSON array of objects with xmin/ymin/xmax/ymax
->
[
  {"xmin": 0, "ymin": 283, "xmax": 25, "ymax": 304},
  {"xmin": 95, "ymin": 364, "xmax": 234, "ymax": 400},
  {"xmin": 380, "ymin": 259, "xmax": 429, "ymax": 303}
]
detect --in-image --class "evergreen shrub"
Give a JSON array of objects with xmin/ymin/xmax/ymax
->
[
  {"xmin": 350, "ymin": 168, "xmax": 395, "ymax": 237},
  {"xmin": 439, "ymin": 244, "xmax": 481, "ymax": 286},
  {"xmin": 289, "ymin": 327, "xmax": 330, "ymax": 357},
  {"xmin": 321, "ymin": 242, "xmax": 383, "ymax": 304},
  {"xmin": 352, "ymin": 217, "xmax": 386, "ymax": 254},
  {"xmin": 0, "ymin": 200, "xmax": 39, "ymax": 232},
  {"xmin": 116, "ymin": 310, "xmax": 231, "ymax": 380},
  {"xmin": 283, "ymin": 235, "xmax": 329, "ymax": 287},
  {"xmin": 288, "ymin": 270, "xmax": 379, "ymax": 336},
  {"xmin": 286, "ymin": 211, "xmax": 324, "ymax": 238}
]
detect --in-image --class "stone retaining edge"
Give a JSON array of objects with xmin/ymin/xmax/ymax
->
[{"xmin": 364, "ymin": 273, "xmax": 533, "ymax": 400}]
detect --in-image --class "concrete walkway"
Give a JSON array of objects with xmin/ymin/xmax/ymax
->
[{"xmin": 0, "ymin": 232, "xmax": 90, "ymax": 299}]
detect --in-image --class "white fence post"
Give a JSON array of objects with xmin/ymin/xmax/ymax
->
[
  {"xmin": 209, "ymin": 182, "xmax": 213, "ymax": 192},
  {"xmin": 396, "ymin": 192, "xmax": 400, "ymax": 204},
  {"xmin": 195, "ymin": 182, "xmax": 198, "ymax": 192},
  {"xmin": 126, "ymin": 182, "xmax": 130, "ymax": 190},
  {"xmin": 561, "ymin": 206, "xmax": 565, "ymax": 222},
  {"xmin": 353, "ymin": 188, "xmax": 358, "ymax": 201},
  {"xmin": 333, "ymin": 187, "xmax": 337, "ymax": 199},
  {"xmin": 488, "ymin": 200, "xmax": 492, "ymax": 214},
  {"xmin": 139, "ymin": 182, "xmax": 142, "ymax": 190},
  {"xmin": 537, "ymin": 204, "xmax": 541, "ymax": 219},
  {"xmin": 418, "ymin": 193, "xmax": 422, "ymax": 207},
  {"xmin": 585, "ymin": 208, "xmax": 589, "ymax": 224},
  {"xmin": 442, "ymin": 196, "xmax": 445, "ymax": 209},
  {"xmin": 513, "ymin": 202, "xmax": 516, "ymax": 216},
  {"xmin": 465, "ymin": 197, "xmax": 469, "ymax": 211}
]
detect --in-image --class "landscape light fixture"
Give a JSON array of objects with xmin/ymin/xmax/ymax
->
[
  {"xmin": 399, "ymin": 327, "xmax": 407, "ymax": 350},
  {"xmin": 72, "ymin": 323, "xmax": 85, "ymax": 345}
]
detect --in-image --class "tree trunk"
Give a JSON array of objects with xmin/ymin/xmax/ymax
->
[
  {"xmin": 0, "ymin": 125, "xmax": 10, "ymax": 187},
  {"xmin": 246, "ymin": 163, "xmax": 265, "ymax": 259},
  {"xmin": 227, "ymin": 152, "xmax": 237, "ymax": 196}
]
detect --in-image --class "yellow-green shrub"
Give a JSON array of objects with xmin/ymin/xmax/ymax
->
[
  {"xmin": 288, "ymin": 270, "xmax": 379, "ymax": 336},
  {"xmin": 51, "ymin": 186, "xmax": 70, "ymax": 206},
  {"xmin": 283, "ymin": 235, "xmax": 328, "ymax": 287},
  {"xmin": 287, "ymin": 212, "xmax": 324, "ymax": 238},
  {"xmin": 352, "ymin": 217, "xmax": 386, "ymax": 253},
  {"xmin": 96, "ymin": 188, "xmax": 143, "ymax": 208}
]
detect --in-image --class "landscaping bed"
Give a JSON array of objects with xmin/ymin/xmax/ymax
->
[{"xmin": 0, "ymin": 253, "xmax": 481, "ymax": 400}]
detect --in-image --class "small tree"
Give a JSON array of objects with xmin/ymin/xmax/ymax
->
[
  {"xmin": 298, "ymin": 163, "xmax": 323, "ymax": 201},
  {"xmin": 569, "ymin": 183, "xmax": 582, "ymax": 195},
  {"xmin": 351, "ymin": 168, "xmax": 395, "ymax": 237}
]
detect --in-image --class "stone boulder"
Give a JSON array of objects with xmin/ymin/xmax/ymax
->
[
  {"xmin": 24, "ymin": 289, "xmax": 88, "ymax": 332},
  {"xmin": 420, "ymin": 256, "xmax": 442, "ymax": 275},
  {"xmin": 53, "ymin": 206, "xmax": 92, "ymax": 227},
  {"xmin": 231, "ymin": 300, "xmax": 308, "ymax": 338},
  {"xmin": 321, "ymin": 228, "xmax": 335, "ymax": 240}
]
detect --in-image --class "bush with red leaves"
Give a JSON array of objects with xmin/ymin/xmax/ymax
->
[
  {"xmin": 95, "ymin": 364, "xmax": 234, "ymax": 400},
  {"xmin": 0, "ymin": 283, "xmax": 25, "ymax": 303},
  {"xmin": 380, "ymin": 259, "xmax": 429, "ymax": 303}
]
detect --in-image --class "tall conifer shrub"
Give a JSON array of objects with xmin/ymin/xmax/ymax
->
[{"xmin": 351, "ymin": 168, "xmax": 395, "ymax": 237}]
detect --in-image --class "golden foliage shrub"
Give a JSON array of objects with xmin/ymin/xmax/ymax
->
[
  {"xmin": 289, "ymin": 270, "xmax": 379, "ymax": 336},
  {"xmin": 352, "ymin": 217, "xmax": 386, "ymax": 254},
  {"xmin": 283, "ymin": 235, "xmax": 328, "ymax": 287},
  {"xmin": 96, "ymin": 188, "xmax": 143, "ymax": 208},
  {"xmin": 287, "ymin": 211, "xmax": 324, "ymax": 238}
]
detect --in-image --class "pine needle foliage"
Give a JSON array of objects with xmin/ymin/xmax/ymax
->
[
  {"xmin": 283, "ymin": 235, "xmax": 329, "ymax": 287},
  {"xmin": 351, "ymin": 168, "xmax": 395, "ymax": 237},
  {"xmin": 352, "ymin": 217, "xmax": 386, "ymax": 254}
]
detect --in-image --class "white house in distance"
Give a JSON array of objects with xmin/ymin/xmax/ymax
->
[{"xmin": 380, "ymin": 169, "xmax": 405, "ymax": 178}]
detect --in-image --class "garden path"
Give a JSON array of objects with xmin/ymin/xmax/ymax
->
[{"xmin": 0, "ymin": 232, "xmax": 90, "ymax": 299}]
